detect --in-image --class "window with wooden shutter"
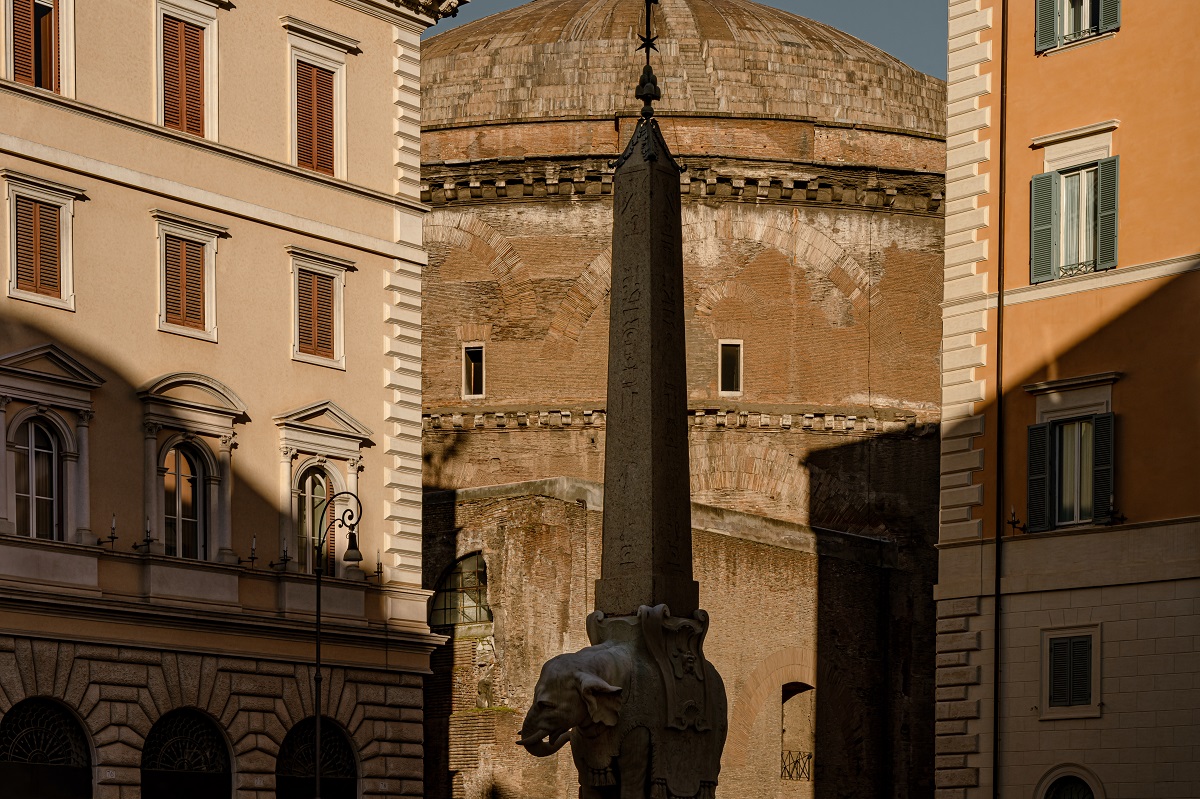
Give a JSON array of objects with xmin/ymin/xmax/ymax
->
[
  {"xmin": 1048, "ymin": 634, "xmax": 1092, "ymax": 707},
  {"xmin": 1098, "ymin": 0, "xmax": 1121, "ymax": 33},
  {"xmin": 1030, "ymin": 171, "xmax": 1059, "ymax": 284},
  {"xmin": 296, "ymin": 61, "xmax": 335, "ymax": 175},
  {"xmin": 297, "ymin": 268, "xmax": 336, "ymax": 359},
  {"xmin": 13, "ymin": 0, "xmax": 58, "ymax": 91},
  {"xmin": 162, "ymin": 15, "xmax": 205, "ymax": 136},
  {"xmin": 164, "ymin": 235, "xmax": 206, "ymax": 330},
  {"xmin": 1026, "ymin": 423, "xmax": 1052, "ymax": 533},
  {"xmin": 14, "ymin": 195, "xmax": 61, "ymax": 297},
  {"xmin": 1094, "ymin": 157, "xmax": 1119, "ymax": 270},
  {"xmin": 1035, "ymin": 0, "xmax": 1057, "ymax": 52},
  {"xmin": 1090, "ymin": 412, "xmax": 1114, "ymax": 524}
]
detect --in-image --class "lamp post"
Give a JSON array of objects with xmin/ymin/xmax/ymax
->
[{"xmin": 310, "ymin": 490, "xmax": 363, "ymax": 799}]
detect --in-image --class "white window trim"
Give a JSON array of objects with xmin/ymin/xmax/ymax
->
[
  {"xmin": 3, "ymin": 0, "xmax": 76, "ymax": 97},
  {"xmin": 461, "ymin": 341, "xmax": 485, "ymax": 399},
  {"xmin": 1042, "ymin": 128, "xmax": 1112, "ymax": 174},
  {"xmin": 155, "ymin": 0, "xmax": 220, "ymax": 141},
  {"xmin": 2, "ymin": 169, "xmax": 81, "ymax": 312},
  {"xmin": 1029, "ymin": 377, "xmax": 1114, "ymax": 424},
  {"xmin": 717, "ymin": 338, "xmax": 743, "ymax": 397},
  {"xmin": 151, "ymin": 209, "xmax": 225, "ymax": 343},
  {"xmin": 289, "ymin": 246, "xmax": 350, "ymax": 370},
  {"xmin": 1039, "ymin": 624, "xmax": 1102, "ymax": 720},
  {"xmin": 288, "ymin": 34, "xmax": 348, "ymax": 180}
]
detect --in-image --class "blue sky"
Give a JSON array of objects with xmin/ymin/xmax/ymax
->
[{"xmin": 424, "ymin": 0, "xmax": 949, "ymax": 79}]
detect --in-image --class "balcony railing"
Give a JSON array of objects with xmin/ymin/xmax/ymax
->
[{"xmin": 781, "ymin": 749, "xmax": 812, "ymax": 781}]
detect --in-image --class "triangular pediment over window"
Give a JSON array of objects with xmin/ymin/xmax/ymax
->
[
  {"xmin": 0, "ymin": 344, "xmax": 105, "ymax": 408},
  {"xmin": 275, "ymin": 400, "xmax": 372, "ymax": 459}
]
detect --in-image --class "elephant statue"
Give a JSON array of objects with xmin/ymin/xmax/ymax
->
[{"xmin": 517, "ymin": 605, "xmax": 726, "ymax": 799}]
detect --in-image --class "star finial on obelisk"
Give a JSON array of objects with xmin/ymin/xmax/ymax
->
[{"xmin": 635, "ymin": 0, "xmax": 662, "ymax": 117}]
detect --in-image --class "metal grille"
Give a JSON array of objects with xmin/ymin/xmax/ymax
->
[
  {"xmin": 1059, "ymin": 260, "xmax": 1096, "ymax": 278},
  {"xmin": 781, "ymin": 749, "xmax": 812, "ymax": 781},
  {"xmin": 0, "ymin": 698, "xmax": 90, "ymax": 766},
  {"xmin": 430, "ymin": 552, "xmax": 492, "ymax": 627},
  {"xmin": 142, "ymin": 709, "xmax": 230, "ymax": 773},
  {"xmin": 276, "ymin": 717, "xmax": 356, "ymax": 779}
]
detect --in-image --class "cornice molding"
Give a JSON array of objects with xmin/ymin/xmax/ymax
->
[{"xmin": 1031, "ymin": 119, "xmax": 1120, "ymax": 148}]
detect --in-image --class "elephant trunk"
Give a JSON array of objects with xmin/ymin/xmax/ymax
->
[{"xmin": 517, "ymin": 728, "xmax": 572, "ymax": 757}]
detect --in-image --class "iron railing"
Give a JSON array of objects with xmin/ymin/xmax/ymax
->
[{"xmin": 781, "ymin": 749, "xmax": 812, "ymax": 781}]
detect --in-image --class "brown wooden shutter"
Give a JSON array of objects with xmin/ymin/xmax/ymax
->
[
  {"xmin": 41, "ymin": 0, "xmax": 59, "ymax": 92},
  {"xmin": 296, "ymin": 61, "xmax": 335, "ymax": 175},
  {"xmin": 163, "ymin": 15, "xmax": 204, "ymax": 136},
  {"xmin": 14, "ymin": 195, "xmax": 60, "ymax": 297},
  {"xmin": 164, "ymin": 235, "xmax": 205, "ymax": 329},
  {"xmin": 297, "ymin": 268, "xmax": 335, "ymax": 358},
  {"xmin": 13, "ymin": 0, "xmax": 36, "ymax": 86}
]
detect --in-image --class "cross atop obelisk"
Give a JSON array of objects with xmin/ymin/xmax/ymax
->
[{"xmin": 594, "ymin": 0, "xmax": 698, "ymax": 618}]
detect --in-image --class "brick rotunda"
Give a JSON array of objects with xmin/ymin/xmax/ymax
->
[{"xmin": 418, "ymin": 0, "xmax": 946, "ymax": 796}]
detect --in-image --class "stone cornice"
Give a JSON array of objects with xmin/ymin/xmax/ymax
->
[{"xmin": 422, "ymin": 156, "xmax": 944, "ymax": 215}]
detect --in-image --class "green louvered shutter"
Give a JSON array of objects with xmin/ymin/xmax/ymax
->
[
  {"xmin": 1069, "ymin": 636, "xmax": 1092, "ymax": 705},
  {"xmin": 1048, "ymin": 637, "xmax": 1070, "ymax": 706},
  {"xmin": 1031, "ymin": 171, "xmax": 1059, "ymax": 284},
  {"xmin": 1099, "ymin": 0, "xmax": 1121, "ymax": 33},
  {"xmin": 1027, "ymin": 423, "xmax": 1053, "ymax": 533},
  {"xmin": 1035, "ymin": 0, "xmax": 1058, "ymax": 52},
  {"xmin": 1095, "ymin": 156, "xmax": 1119, "ymax": 270},
  {"xmin": 1091, "ymin": 412, "xmax": 1114, "ymax": 524}
]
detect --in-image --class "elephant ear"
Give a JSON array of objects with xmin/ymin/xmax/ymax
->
[{"xmin": 577, "ymin": 671, "xmax": 623, "ymax": 727}]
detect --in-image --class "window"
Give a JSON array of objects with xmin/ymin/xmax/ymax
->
[
  {"xmin": 1036, "ymin": 0, "xmax": 1120, "ymax": 52},
  {"xmin": 156, "ymin": 0, "xmax": 218, "ymax": 139},
  {"xmin": 276, "ymin": 717, "xmax": 357, "ymax": 799},
  {"xmin": 1030, "ymin": 157, "xmax": 1118, "ymax": 283},
  {"xmin": 141, "ymin": 709, "xmax": 230, "ymax": 799},
  {"xmin": 780, "ymin": 683, "xmax": 813, "ymax": 781},
  {"xmin": 296, "ymin": 465, "xmax": 332, "ymax": 574},
  {"xmin": 162, "ymin": 444, "xmax": 206, "ymax": 559},
  {"xmin": 719, "ymin": 340, "xmax": 742, "ymax": 395},
  {"xmin": 1040, "ymin": 626, "xmax": 1101, "ymax": 719},
  {"xmin": 290, "ymin": 247, "xmax": 349, "ymax": 368},
  {"xmin": 4, "ymin": 170, "xmax": 80, "ymax": 311},
  {"xmin": 12, "ymin": 417, "xmax": 62, "ymax": 540},
  {"xmin": 152, "ymin": 210, "xmax": 224, "ymax": 341},
  {"xmin": 11, "ymin": 0, "xmax": 58, "ymax": 91},
  {"xmin": 0, "ymin": 697, "xmax": 92, "ymax": 799},
  {"xmin": 1028, "ymin": 413, "xmax": 1113, "ymax": 531},
  {"xmin": 462, "ymin": 344, "xmax": 484, "ymax": 398},
  {"xmin": 430, "ymin": 553, "xmax": 492, "ymax": 627},
  {"xmin": 284, "ymin": 17, "xmax": 356, "ymax": 179},
  {"xmin": 1045, "ymin": 775, "xmax": 1096, "ymax": 799}
]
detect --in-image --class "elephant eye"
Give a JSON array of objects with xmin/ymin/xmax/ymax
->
[{"xmin": 537, "ymin": 700, "xmax": 556, "ymax": 710}]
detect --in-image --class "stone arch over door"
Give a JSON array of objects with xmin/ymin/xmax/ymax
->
[
  {"xmin": 140, "ymin": 707, "xmax": 232, "ymax": 799},
  {"xmin": 275, "ymin": 715, "xmax": 359, "ymax": 799},
  {"xmin": 425, "ymin": 210, "xmax": 537, "ymax": 316},
  {"xmin": 1035, "ymin": 765, "xmax": 1106, "ymax": 799},
  {"xmin": 0, "ymin": 696, "xmax": 93, "ymax": 799},
  {"xmin": 725, "ymin": 646, "xmax": 816, "ymax": 767}
]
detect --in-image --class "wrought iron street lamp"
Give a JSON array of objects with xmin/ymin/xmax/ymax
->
[{"xmin": 310, "ymin": 491, "xmax": 363, "ymax": 799}]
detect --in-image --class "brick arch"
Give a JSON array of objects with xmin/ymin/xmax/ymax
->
[
  {"xmin": 690, "ymin": 439, "xmax": 809, "ymax": 522},
  {"xmin": 694, "ymin": 279, "xmax": 764, "ymax": 319},
  {"xmin": 425, "ymin": 210, "xmax": 537, "ymax": 316},
  {"xmin": 543, "ymin": 247, "xmax": 612, "ymax": 352},
  {"xmin": 724, "ymin": 646, "xmax": 816, "ymax": 767}
]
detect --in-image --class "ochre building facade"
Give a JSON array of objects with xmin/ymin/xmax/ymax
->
[
  {"xmin": 937, "ymin": 0, "xmax": 1200, "ymax": 796},
  {"xmin": 419, "ymin": 0, "xmax": 947, "ymax": 796},
  {"xmin": 0, "ymin": 0, "xmax": 445, "ymax": 796}
]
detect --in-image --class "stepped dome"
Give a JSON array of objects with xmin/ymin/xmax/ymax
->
[{"xmin": 422, "ymin": 0, "xmax": 945, "ymax": 138}]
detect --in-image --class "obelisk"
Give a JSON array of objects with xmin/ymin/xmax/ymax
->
[
  {"xmin": 594, "ymin": 59, "xmax": 699, "ymax": 619},
  {"xmin": 518, "ymin": 3, "xmax": 725, "ymax": 795}
]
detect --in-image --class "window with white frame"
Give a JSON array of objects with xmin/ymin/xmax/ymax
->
[
  {"xmin": 282, "ymin": 17, "xmax": 357, "ymax": 179},
  {"xmin": 6, "ymin": 0, "xmax": 75, "ymax": 96},
  {"xmin": 1035, "ymin": 0, "xmax": 1120, "ymax": 52},
  {"xmin": 151, "ymin": 209, "xmax": 225, "ymax": 341},
  {"xmin": 155, "ymin": 0, "xmax": 219, "ymax": 140},
  {"xmin": 12, "ymin": 415, "xmax": 64, "ymax": 540},
  {"xmin": 289, "ymin": 247, "xmax": 349, "ymax": 369},
  {"xmin": 462, "ymin": 343, "xmax": 484, "ymax": 398},
  {"xmin": 718, "ymin": 339, "xmax": 742, "ymax": 395},
  {"xmin": 161, "ymin": 441, "xmax": 207, "ymax": 559},
  {"xmin": 1030, "ymin": 157, "xmax": 1118, "ymax": 283},
  {"xmin": 3, "ymin": 169, "xmax": 81, "ymax": 311}
]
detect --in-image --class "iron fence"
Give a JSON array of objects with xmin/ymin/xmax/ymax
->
[{"xmin": 781, "ymin": 749, "xmax": 812, "ymax": 780}]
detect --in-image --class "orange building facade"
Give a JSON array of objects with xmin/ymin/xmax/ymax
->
[{"xmin": 937, "ymin": 1, "xmax": 1200, "ymax": 797}]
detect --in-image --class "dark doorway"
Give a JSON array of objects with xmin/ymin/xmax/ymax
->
[
  {"xmin": 0, "ymin": 697, "xmax": 92, "ymax": 799},
  {"xmin": 140, "ymin": 708, "xmax": 231, "ymax": 799},
  {"xmin": 276, "ymin": 716, "xmax": 358, "ymax": 799}
]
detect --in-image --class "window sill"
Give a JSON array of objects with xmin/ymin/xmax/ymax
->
[
  {"xmin": 718, "ymin": 391, "xmax": 744, "ymax": 398},
  {"xmin": 7, "ymin": 288, "xmax": 75, "ymax": 312},
  {"xmin": 461, "ymin": 393, "xmax": 486, "ymax": 401},
  {"xmin": 292, "ymin": 350, "xmax": 346, "ymax": 371},
  {"xmin": 1039, "ymin": 704, "xmax": 1102, "ymax": 721},
  {"xmin": 159, "ymin": 321, "xmax": 217, "ymax": 342},
  {"xmin": 1042, "ymin": 32, "xmax": 1116, "ymax": 57}
]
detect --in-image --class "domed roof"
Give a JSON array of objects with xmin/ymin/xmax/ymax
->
[{"xmin": 422, "ymin": 0, "xmax": 945, "ymax": 138}]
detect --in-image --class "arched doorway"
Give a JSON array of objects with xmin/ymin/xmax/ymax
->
[
  {"xmin": 140, "ymin": 709, "xmax": 231, "ymax": 799},
  {"xmin": 1046, "ymin": 775, "xmax": 1096, "ymax": 799},
  {"xmin": 276, "ymin": 716, "xmax": 358, "ymax": 799},
  {"xmin": 0, "ymin": 697, "xmax": 92, "ymax": 799}
]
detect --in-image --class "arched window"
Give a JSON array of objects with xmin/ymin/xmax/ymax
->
[
  {"xmin": 1046, "ymin": 776, "xmax": 1095, "ymax": 799},
  {"xmin": 430, "ymin": 553, "xmax": 492, "ymax": 627},
  {"xmin": 780, "ymin": 682, "xmax": 814, "ymax": 781},
  {"xmin": 0, "ymin": 697, "xmax": 92, "ymax": 799},
  {"xmin": 276, "ymin": 716, "xmax": 357, "ymax": 799},
  {"xmin": 163, "ymin": 445, "xmax": 207, "ymax": 559},
  {"xmin": 141, "ymin": 708, "xmax": 231, "ymax": 799},
  {"xmin": 13, "ymin": 418, "xmax": 64, "ymax": 540},
  {"xmin": 296, "ymin": 465, "xmax": 333, "ymax": 574}
]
